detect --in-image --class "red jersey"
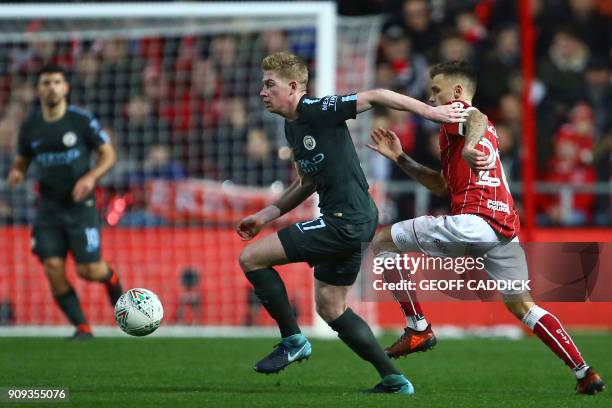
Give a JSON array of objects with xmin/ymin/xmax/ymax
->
[{"xmin": 439, "ymin": 100, "xmax": 520, "ymax": 239}]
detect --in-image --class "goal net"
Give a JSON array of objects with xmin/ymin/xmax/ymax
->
[{"xmin": 0, "ymin": 2, "xmax": 383, "ymax": 336}]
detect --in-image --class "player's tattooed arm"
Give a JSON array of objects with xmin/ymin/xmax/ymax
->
[
  {"xmin": 367, "ymin": 128, "xmax": 447, "ymax": 197},
  {"xmin": 462, "ymin": 109, "xmax": 495, "ymax": 172},
  {"xmin": 356, "ymin": 89, "xmax": 467, "ymax": 124},
  {"xmin": 7, "ymin": 155, "xmax": 31, "ymax": 188}
]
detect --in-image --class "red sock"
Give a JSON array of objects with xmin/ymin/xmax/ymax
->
[{"xmin": 522, "ymin": 306, "xmax": 586, "ymax": 372}]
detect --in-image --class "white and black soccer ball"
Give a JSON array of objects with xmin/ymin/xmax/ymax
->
[{"xmin": 114, "ymin": 288, "xmax": 164, "ymax": 336}]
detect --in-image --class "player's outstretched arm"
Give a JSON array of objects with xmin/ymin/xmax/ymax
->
[
  {"xmin": 367, "ymin": 127, "xmax": 447, "ymax": 197},
  {"xmin": 237, "ymin": 166, "xmax": 316, "ymax": 241},
  {"xmin": 7, "ymin": 155, "xmax": 31, "ymax": 188},
  {"xmin": 72, "ymin": 143, "xmax": 117, "ymax": 202},
  {"xmin": 461, "ymin": 109, "xmax": 495, "ymax": 172},
  {"xmin": 356, "ymin": 89, "xmax": 467, "ymax": 124}
]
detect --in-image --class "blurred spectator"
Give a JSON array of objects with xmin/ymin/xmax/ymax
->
[
  {"xmin": 438, "ymin": 35, "xmax": 472, "ymax": 63},
  {"xmin": 530, "ymin": 0, "xmax": 569, "ymax": 57},
  {"xmin": 128, "ymin": 145, "xmax": 186, "ymax": 184},
  {"xmin": 243, "ymin": 129, "xmax": 271, "ymax": 184},
  {"xmin": 456, "ymin": 11, "xmax": 488, "ymax": 47},
  {"xmin": 9, "ymin": 80, "xmax": 36, "ymax": 107},
  {"xmin": 498, "ymin": 94, "xmax": 523, "ymax": 133},
  {"xmin": 0, "ymin": 116, "xmax": 33, "ymax": 224},
  {"xmin": 11, "ymin": 32, "xmax": 71, "ymax": 76},
  {"xmin": 585, "ymin": 56, "xmax": 612, "ymax": 137},
  {"xmin": 174, "ymin": 58, "xmax": 221, "ymax": 136},
  {"xmin": 375, "ymin": 62, "xmax": 396, "ymax": 90},
  {"xmin": 117, "ymin": 94, "xmax": 171, "ymax": 162},
  {"xmin": 0, "ymin": 117, "xmax": 17, "ymax": 223},
  {"xmin": 0, "ymin": 117, "xmax": 18, "ymax": 178},
  {"xmin": 477, "ymin": 25, "xmax": 520, "ymax": 110},
  {"xmin": 496, "ymin": 124, "xmax": 520, "ymax": 183},
  {"xmin": 210, "ymin": 35, "xmax": 240, "ymax": 97},
  {"xmin": 261, "ymin": 31, "xmax": 289, "ymax": 55},
  {"xmin": 538, "ymin": 103, "xmax": 598, "ymax": 226},
  {"xmin": 143, "ymin": 65, "xmax": 171, "ymax": 115},
  {"xmin": 115, "ymin": 144, "xmax": 185, "ymax": 228},
  {"xmin": 555, "ymin": 103, "xmax": 596, "ymax": 166},
  {"xmin": 538, "ymin": 29, "xmax": 589, "ymax": 111},
  {"xmin": 70, "ymin": 51, "xmax": 101, "ymax": 112},
  {"xmin": 97, "ymin": 38, "xmax": 145, "ymax": 125},
  {"xmin": 384, "ymin": 0, "xmax": 442, "ymax": 60},
  {"xmin": 1, "ymin": 101, "xmax": 28, "ymax": 126},
  {"xmin": 564, "ymin": 0, "xmax": 609, "ymax": 56},
  {"xmin": 379, "ymin": 25, "xmax": 428, "ymax": 98}
]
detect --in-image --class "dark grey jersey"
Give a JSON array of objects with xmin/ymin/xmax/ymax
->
[
  {"xmin": 284, "ymin": 95, "xmax": 377, "ymax": 223},
  {"xmin": 17, "ymin": 105, "xmax": 109, "ymax": 209}
]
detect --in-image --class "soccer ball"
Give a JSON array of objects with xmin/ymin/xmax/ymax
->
[{"xmin": 114, "ymin": 288, "xmax": 164, "ymax": 336}]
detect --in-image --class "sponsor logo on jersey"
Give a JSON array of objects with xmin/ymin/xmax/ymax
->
[
  {"xmin": 303, "ymin": 98, "xmax": 320, "ymax": 105},
  {"xmin": 303, "ymin": 135, "xmax": 316, "ymax": 150},
  {"xmin": 321, "ymin": 95, "xmax": 337, "ymax": 111},
  {"xmin": 297, "ymin": 153, "xmax": 325, "ymax": 175},
  {"xmin": 35, "ymin": 148, "xmax": 81, "ymax": 166},
  {"xmin": 31, "ymin": 140, "xmax": 42, "ymax": 149},
  {"xmin": 487, "ymin": 199, "xmax": 510, "ymax": 214},
  {"xmin": 62, "ymin": 132, "xmax": 77, "ymax": 147}
]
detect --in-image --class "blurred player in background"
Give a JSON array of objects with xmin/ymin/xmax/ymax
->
[
  {"xmin": 7, "ymin": 65, "xmax": 123, "ymax": 339},
  {"xmin": 369, "ymin": 60, "xmax": 605, "ymax": 395},
  {"xmin": 237, "ymin": 51, "xmax": 465, "ymax": 394}
]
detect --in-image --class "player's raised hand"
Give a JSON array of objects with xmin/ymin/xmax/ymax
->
[
  {"xmin": 427, "ymin": 104, "xmax": 467, "ymax": 124},
  {"xmin": 237, "ymin": 214, "xmax": 265, "ymax": 241},
  {"xmin": 462, "ymin": 146, "xmax": 496, "ymax": 172},
  {"xmin": 367, "ymin": 127, "xmax": 404, "ymax": 162},
  {"xmin": 7, "ymin": 169, "xmax": 24, "ymax": 188},
  {"xmin": 72, "ymin": 173, "xmax": 96, "ymax": 202}
]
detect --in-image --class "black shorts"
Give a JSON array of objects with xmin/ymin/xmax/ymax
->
[
  {"xmin": 32, "ymin": 205, "xmax": 102, "ymax": 264},
  {"xmin": 278, "ymin": 214, "xmax": 378, "ymax": 286}
]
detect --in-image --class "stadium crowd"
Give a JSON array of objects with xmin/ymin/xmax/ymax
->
[{"xmin": 0, "ymin": 0, "xmax": 610, "ymax": 226}]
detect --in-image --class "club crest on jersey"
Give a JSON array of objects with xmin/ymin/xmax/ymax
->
[
  {"xmin": 62, "ymin": 132, "xmax": 77, "ymax": 147},
  {"xmin": 303, "ymin": 135, "xmax": 316, "ymax": 150}
]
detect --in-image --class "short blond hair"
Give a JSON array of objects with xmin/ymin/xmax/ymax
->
[{"xmin": 261, "ymin": 52, "xmax": 308, "ymax": 90}]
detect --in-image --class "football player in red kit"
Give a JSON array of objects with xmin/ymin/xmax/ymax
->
[{"xmin": 368, "ymin": 60, "xmax": 605, "ymax": 395}]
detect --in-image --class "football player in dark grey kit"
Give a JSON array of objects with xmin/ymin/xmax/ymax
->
[
  {"xmin": 237, "ymin": 52, "xmax": 465, "ymax": 393},
  {"xmin": 7, "ymin": 65, "xmax": 123, "ymax": 339}
]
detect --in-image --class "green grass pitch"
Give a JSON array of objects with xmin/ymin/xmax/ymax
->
[{"xmin": 1, "ymin": 334, "xmax": 610, "ymax": 407}]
